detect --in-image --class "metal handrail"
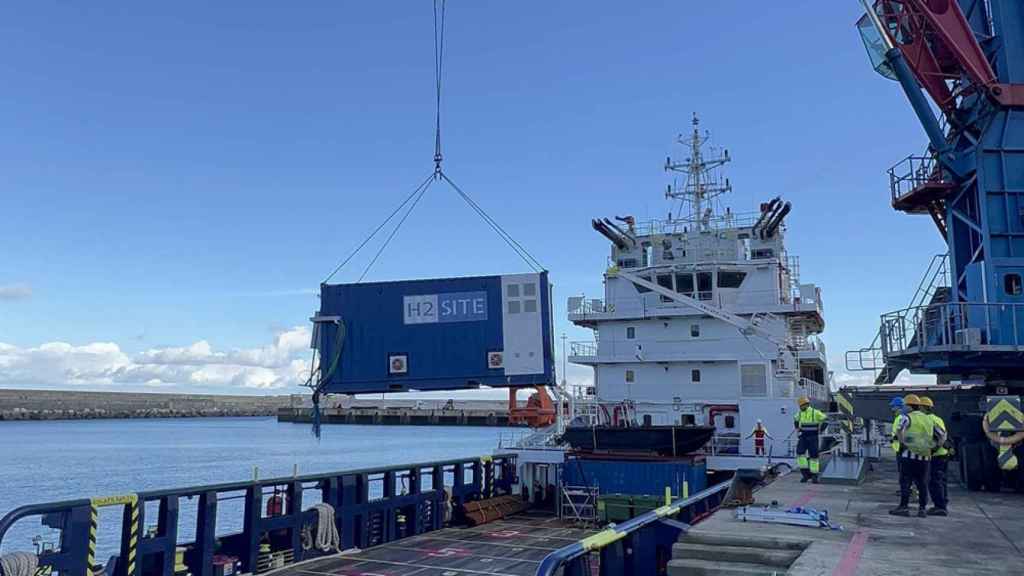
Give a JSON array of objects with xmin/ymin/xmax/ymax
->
[
  {"xmin": 888, "ymin": 154, "xmax": 951, "ymax": 203},
  {"xmin": 0, "ymin": 454, "xmax": 517, "ymax": 576},
  {"xmin": 881, "ymin": 301, "xmax": 1024, "ymax": 356},
  {"xmin": 534, "ymin": 481, "xmax": 731, "ymax": 576}
]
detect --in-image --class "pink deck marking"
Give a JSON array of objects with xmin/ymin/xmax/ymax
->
[{"xmin": 832, "ymin": 530, "xmax": 869, "ymax": 576}]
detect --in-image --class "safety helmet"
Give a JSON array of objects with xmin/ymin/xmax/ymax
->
[
  {"xmin": 888, "ymin": 396, "xmax": 904, "ymax": 410},
  {"xmin": 919, "ymin": 396, "xmax": 934, "ymax": 408},
  {"xmin": 904, "ymin": 394, "xmax": 922, "ymax": 406},
  {"xmin": 797, "ymin": 396, "xmax": 810, "ymax": 407}
]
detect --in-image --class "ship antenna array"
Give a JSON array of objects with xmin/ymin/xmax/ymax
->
[
  {"xmin": 664, "ymin": 113, "xmax": 732, "ymax": 228},
  {"xmin": 321, "ymin": 0, "xmax": 545, "ymax": 287}
]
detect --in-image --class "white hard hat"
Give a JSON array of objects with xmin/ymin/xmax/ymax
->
[{"xmin": 756, "ymin": 419, "xmax": 763, "ymax": 424}]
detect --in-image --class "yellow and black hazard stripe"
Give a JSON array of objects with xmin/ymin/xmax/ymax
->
[
  {"xmin": 835, "ymin": 390, "xmax": 855, "ymax": 433},
  {"xmin": 88, "ymin": 494, "xmax": 139, "ymax": 576},
  {"xmin": 986, "ymin": 397, "xmax": 1024, "ymax": 433}
]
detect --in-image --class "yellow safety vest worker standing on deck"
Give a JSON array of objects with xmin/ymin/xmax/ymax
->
[
  {"xmin": 921, "ymin": 396, "xmax": 950, "ymax": 516},
  {"xmin": 794, "ymin": 397, "xmax": 827, "ymax": 483},
  {"xmin": 891, "ymin": 394, "xmax": 945, "ymax": 518}
]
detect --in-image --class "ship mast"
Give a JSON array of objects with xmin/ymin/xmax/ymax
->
[{"xmin": 664, "ymin": 113, "xmax": 732, "ymax": 231}]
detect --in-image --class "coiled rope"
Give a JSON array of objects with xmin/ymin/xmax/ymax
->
[
  {"xmin": 301, "ymin": 503, "xmax": 340, "ymax": 553},
  {"xmin": 0, "ymin": 552, "xmax": 38, "ymax": 576}
]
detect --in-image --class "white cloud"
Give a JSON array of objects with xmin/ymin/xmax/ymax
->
[
  {"xmin": 0, "ymin": 283, "xmax": 31, "ymax": 301},
  {"xmin": 0, "ymin": 326, "xmax": 313, "ymax": 391}
]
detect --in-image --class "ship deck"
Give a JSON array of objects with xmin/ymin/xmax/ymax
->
[
  {"xmin": 274, "ymin": 512, "xmax": 596, "ymax": 576},
  {"xmin": 690, "ymin": 455, "xmax": 1024, "ymax": 575}
]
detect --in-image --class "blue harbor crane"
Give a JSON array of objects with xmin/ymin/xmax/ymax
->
[{"xmin": 848, "ymin": 0, "xmax": 1024, "ymax": 490}]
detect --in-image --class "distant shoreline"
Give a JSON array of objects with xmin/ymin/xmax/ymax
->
[{"xmin": 0, "ymin": 388, "xmax": 305, "ymax": 421}]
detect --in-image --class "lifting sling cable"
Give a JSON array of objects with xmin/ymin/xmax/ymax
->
[
  {"xmin": 321, "ymin": 171, "xmax": 436, "ymax": 285},
  {"xmin": 311, "ymin": 1, "xmax": 546, "ymax": 433}
]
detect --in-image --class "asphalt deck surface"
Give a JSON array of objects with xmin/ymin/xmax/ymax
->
[
  {"xmin": 280, "ymin": 512, "xmax": 595, "ymax": 576},
  {"xmin": 694, "ymin": 456, "xmax": 1024, "ymax": 575}
]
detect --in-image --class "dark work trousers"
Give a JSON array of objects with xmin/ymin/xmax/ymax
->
[
  {"xmin": 796, "ymin": 430, "xmax": 820, "ymax": 479},
  {"xmin": 929, "ymin": 456, "xmax": 948, "ymax": 510},
  {"xmin": 899, "ymin": 456, "xmax": 930, "ymax": 509}
]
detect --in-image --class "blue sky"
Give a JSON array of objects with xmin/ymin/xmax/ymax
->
[{"xmin": 0, "ymin": 1, "xmax": 943, "ymax": 394}]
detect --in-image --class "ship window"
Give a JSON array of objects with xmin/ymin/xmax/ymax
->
[
  {"xmin": 643, "ymin": 414, "xmax": 653, "ymax": 426},
  {"xmin": 625, "ymin": 370, "xmax": 635, "ymax": 383},
  {"xmin": 626, "ymin": 326, "xmax": 636, "ymax": 339},
  {"xmin": 633, "ymin": 275, "xmax": 653, "ymax": 294},
  {"xmin": 690, "ymin": 324, "xmax": 700, "ymax": 338},
  {"xmin": 691, "ymin": 369, "xmax": 701, "ymax": 383},
  {"xmin": 697, "ymin": 272, "xmax": 713, "ymax": 300},
  {"xmin": 657, "ymin": 274, "xmax": 673, "ymax": 302},
  {"xmin": 752, "ymin": 248, "xmax": 774, "ymax": 259},
  {"xmin": 523, "ymin": 283, "xmax": 537, "ymax": 297},
  {"xmin": 523, "ymin": 299, "xmax": 537, "ymax": 313},
  {"xmin": 741, "ymin": 364, "xmax": 768, "ymax": 397},
  {"xmin": 508, "ymin": 301, "xmax": 521, "ymax": 314},
  {"xmin": 507, "ymin": 284, "xmax": 520, "ymax": 298},
  {"xmin": 675, "ymin": 273, "xmax": 694, "ymax": 295},
  {"xmin": 617, "ymin": 258, "xmax": 638, "ymax": 269},
  {"xmin": 724, "ymin": 415, "xmax": 736, "ymax": 429},
  {"xmin": 1006, "ymin": 273, "xmax": 1023, "ymax": 296},
  {"xmin": 717, "ymin": 271, "xmax": 746, "ymax": 288},
  {"xmin": 681, "ymin": 414, "xmax": 696, "ymax": 425}
]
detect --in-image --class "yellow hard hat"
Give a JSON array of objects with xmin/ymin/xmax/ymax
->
[
  {"xmin": 797, "ymin": 396, "xmax": 810, "ymax": 406},
  {"xmin": 919, "ymin": 396, "xmax": 934, "ymax": 408},
  {"xmin": 904, "ymin": 394, "xmax": 922, "ymax": 406}
]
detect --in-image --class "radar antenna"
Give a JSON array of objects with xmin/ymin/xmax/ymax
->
[{"xmin": 664, "ymin": 113, "xmax": 732, "ymax": 230}]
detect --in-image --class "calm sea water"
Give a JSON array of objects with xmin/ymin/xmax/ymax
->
[{"xmin": 0, "ymin": 418, "xmax": 517, "ymax": 558}]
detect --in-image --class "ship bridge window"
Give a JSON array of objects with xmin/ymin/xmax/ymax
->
[
  {"xmin": 633, "ymin": 275, "xmax": 653, "ymax": 294},
  {"xmin": 657, "ymin": 274, "xmax": 673, "ymax": 302},
  {"xmin": 675, "ymin": 273, "xmax": 694, "ymax": 296},
  {"xmin": 751, "ymin": 248, "xmax": 774, "ymax": 260},
  {"xmin": 697, "ymin": 272, "xmax": 713, "ymax": 300},
  {"xmin": 1006, "ymin": 273, "xmax": 1022, "ymax": 296},
  {"xmin": 617, "ymin": 258, "xmax": 638, "ymax": 269},
  {"xmin": 717, "ymin": 270, "xmax": 747, "ymax": 288}
]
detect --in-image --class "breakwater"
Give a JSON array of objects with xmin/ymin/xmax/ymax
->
[
  {"xmin": 278, "ymin": 399, "xmax": 516, "ymax": 427},
  {"xmin": 0, "ymin": 389, "xmax": 302, "ymax": 420}
]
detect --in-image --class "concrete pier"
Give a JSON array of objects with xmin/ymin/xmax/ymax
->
[{"xmin": 671, "ymin": 456, "xmax": 1024, "ymax": 575}]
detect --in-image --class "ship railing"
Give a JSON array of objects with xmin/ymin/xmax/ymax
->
[
  {"xmin": 570, "ymin": 289, "xmax": 822, "ymax": 323},
  {"xmin": 633, "ymin": 212, "xmax": 761, "ymax": 236},
  {"xmin": 702, "ymin": 435, "xmax": 797, "ymax": 458},
  {"xmin": 0, "ymin": 455, "xmax": 517, "ymax": 576},
  {"xmin": 534, "ymin": 481, "xmax": 731, "ymax": 576},
  {"xmin": 568, "ymin": 341, "xmax": 598, "ymax": 360},
  {"xmin": 880, "ymin": 301, "xmax": 1024, "ymax": 358}
]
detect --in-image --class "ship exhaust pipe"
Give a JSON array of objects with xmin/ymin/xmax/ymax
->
[
  {"xmin": 592, "ymin": 219, "xmax": 629, "ymax": 249},
  {"xmin": 752, "ymin": 197, "xmax": 781, "ymax": 235},
  {"xmin": 763, "ymin": 201, "xmax": 792, "ymax": 238}
]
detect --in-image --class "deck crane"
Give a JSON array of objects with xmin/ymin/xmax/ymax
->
[{"xmin": 846, "ymin": 0, "xmax": 1024, "ymax": 491}]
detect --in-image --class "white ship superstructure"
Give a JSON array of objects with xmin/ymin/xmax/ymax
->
[{"xmin": 567, "ymin": 115, "xmax": 829, "ymax": 469}]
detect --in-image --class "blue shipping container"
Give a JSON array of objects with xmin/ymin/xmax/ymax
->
[
  {"xmin": 562, "ymin": 458, "xmax": 707, "ymax": 497},
  {"xmin": 313, "ymin": 272, "xmax": 554, "ymax": 394}
]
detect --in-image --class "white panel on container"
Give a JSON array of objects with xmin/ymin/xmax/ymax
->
[{"xmin": 501, "ymin": 273, "xmax": 544, "ymax": 376}]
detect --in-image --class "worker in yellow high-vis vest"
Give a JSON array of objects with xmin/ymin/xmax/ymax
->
[
  {"xmin": 890, "ymin": 394, "xmax": 946, "ymax": 518},
  {"xmin": 794, "ymin": 397, "xmax": 827, "ymax": 483},
  {"xmin": 920, "ymin": 396, "xmax": 950, "ymax": 516}
]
